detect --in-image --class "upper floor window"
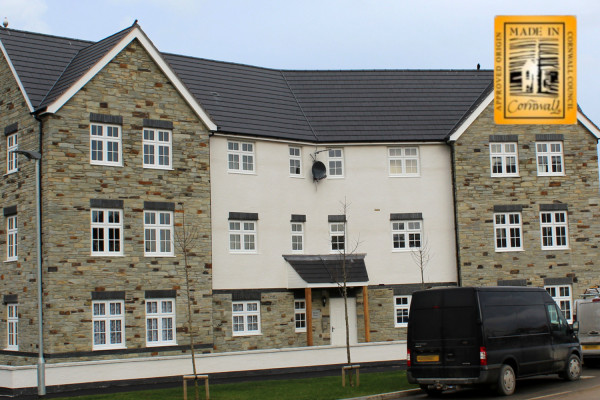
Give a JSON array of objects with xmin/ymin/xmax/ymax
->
[
  {"xmin": 392, "ymin": 220, "xmax": 422, "ymax": 251},
  {"xmin": 545, "ymin": 285, "xmax": 573, "ymax": 323},
  {"xmin": 91, "ymin": 209, "xmax": 123, "ymax": 256},
  {"xmin": 143, "ymin": 128, "xmax": 172, "ymax": 169},
  {"xmin": 90, "ymin": 123, "xmax": 121, "ymax": 166},
  {"xmin": 289, "ymin": 146, "xmax": 302, "ymax": 176},
  {"xmin": 536, "ymin": 142, "xmax": 564, "ymax": 176},
  {"xmin": 490, "ymin": 142, "xmax": 518, "ymax": 177},
  {"xmin": 388, "ymin": 147, "xmax": 419, "ymax": 177},
  {"xmin": 232, "ymin": 301, "xmax": 261, "ymax": 336},
  {"xmin": 540, "ymin": 210, "xmax": 568, "ymax": 250},
  {"xmin": 329, "ymin": 222, "xmax": 345, "ymax": 252},
  {"xmin": 228, "ymin": 141, "xmax": 254, "ymax": 173},
  {"xmin": 327, "ymin": 148, "xmax": 344, "ymax": 178},
  {"xmin": 229, "ymin": 220, "xmax": 257, "ymax": 253},
  {"xmin": 144, "ymin": 211, "xmax": 174, "ymax": 256},
  {"xmin": 294, "ymin": 300, "xmax": 306, "ymax": 332},
  {"xmin": 6, "ymin": 215, "xmax": 17, "ymax": 261},
  {"xmin": 146, "ymin": 298, "xmax": 176, "ymax": 346},
  {"xmin": 394, "ymin": 295, "xmax": 411, "ymax": 327},
  {"xmin": 6, "ymin": 133, "xmax": 18, "ymax": 174},
  {"xmin": 291, "ymin": 222, "xmax": 304, "ymax": 253},
  {"xmin": 92, "ymin": 300, "xmax": 125, "ymax": 350},
  {"xmin": 494, "ymin": 212, "xmax": 522, "ymax": 251},
  {"xmin": 6, "ymin": 303, "xmax": 17, "ymax": 350}
]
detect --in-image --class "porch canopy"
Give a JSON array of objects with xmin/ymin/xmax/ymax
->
[{"xmin": 283, "ymin": 254, "xmax": 369, "ymax": 287}]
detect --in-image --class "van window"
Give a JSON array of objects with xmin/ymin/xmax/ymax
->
[
  {"xmin": 484, "ymin": 305, "xmax": 548, "ymax": 337},
  {"xmin": 547, "ymin": 303, "xmax": 567, "ymax": 333}
]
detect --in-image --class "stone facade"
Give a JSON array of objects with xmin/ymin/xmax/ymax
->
[
  {"xmin": 0, "ymin": 40, "xmax": 213, "ymax": 365},
  {"xmin": 453, "ymin": 103, "xmax": 600, "ymax": 297}
]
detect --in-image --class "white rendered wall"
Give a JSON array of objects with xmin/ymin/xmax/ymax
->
[
  {"xmin": 0, "ymin": 341, "xmax": 406, "ymax": 390},
  {"xmin": 210, "ymin": 136, "xmax": 457, "ymax": 289}
]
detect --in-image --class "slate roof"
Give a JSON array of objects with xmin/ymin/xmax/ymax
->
[
  {"xmin": 0, "ymin": 26, "xmax": 494, "ymax": 143},
  {"xmin": 283, "ymin": 254, "xmax": 369, "ymax": 284}
]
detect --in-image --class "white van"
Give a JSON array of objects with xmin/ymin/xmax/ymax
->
[{"xmin": 574, "ymin": 288, "xmax": 600, "ymax": 363}]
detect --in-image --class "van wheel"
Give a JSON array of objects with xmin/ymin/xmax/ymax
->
[
  {"xmin": 562, "ymin": 354, "xmax": 582, "ymax": 381},
  {"xmin": 497, "ymin": 364, "xmax": 516, "ymax": 396}
]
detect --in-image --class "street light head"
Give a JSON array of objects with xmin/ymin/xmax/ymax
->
[{"xmin": 12, "ymin": 150, "xmax": 41, "ymax": 160}]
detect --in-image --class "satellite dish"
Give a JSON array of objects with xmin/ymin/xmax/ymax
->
[{"xmin": 312, "ymin": 161, "xmax": 327, "ymax": 181}]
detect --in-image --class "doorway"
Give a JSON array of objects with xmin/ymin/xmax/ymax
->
[{"xmin": 330, "ymin": 297, "xmax": 358, "ymax": 346}]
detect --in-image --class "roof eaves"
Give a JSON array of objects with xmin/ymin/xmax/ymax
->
[
  {"xmin": 0, "ymin": 34, "xmax": 34, "ymax": 112},
  {"xmin": 447, "ymin": 84, "xmax": 494, "ymax": 142}
]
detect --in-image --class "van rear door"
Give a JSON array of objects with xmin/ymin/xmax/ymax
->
[{"xmin": 409, "ymin": 288, "xmax": 481, "ymax": 378}]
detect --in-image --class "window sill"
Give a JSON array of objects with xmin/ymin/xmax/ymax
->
[
  {"xmin": 4, "ymin": 259, "xmax": 18, "ymax": 263},
  {"xmin": 232, "ymin": 332, "xmax": 262, "ymax": 337},
  {"xmin": 541, "ymin": 247, "xmax": 570, "ymax": 251},
  {"xmin": 90, "ymin": 163, "xmax": 124, "ymax": 167},
  {"xmin": 90, "ymin": 253, "xmax": 125, "ymax": 257},
  {"xmin": 3, "ymin": 347, "xmax": 18, "ymax": 351},
  {"xmin": 388, "ymin": 174, "xmax": 420, "ymax": 178},
  {"xmin": 144, "ymin": 254, "xmax": 176, "ymax": 258},
  {"xmin": 3, "ymin": 170, "xmax": 18, "ymax": 177},
  {"xmin": 227, "ymin": 170, "xmax": 256, "ymax": 175},
  {"xmin": 143, "ymin": 166, "xmax": 174, "ymax": 171},
  {"xmin": 92, "ymin": 345, "xmax": 127, "ymax": 351},
  {"xmin": 229, "ymin": 251, "xmax": 258, "ymax": 255},
  {"xmin": 146, "ymin": 342, "xmax": 177, "ymax": 347},
  {"xmin": 494, "ymin": 248, "xmax": 524, "ymax": 253}
]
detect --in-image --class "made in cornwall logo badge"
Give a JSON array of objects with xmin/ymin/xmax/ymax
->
[{"xmin": 494, "ymin": 16, "xmax": 577, "ymax": 124}]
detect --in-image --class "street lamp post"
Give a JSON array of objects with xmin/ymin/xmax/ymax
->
[{"xmin": 13, "ymin": 150, "xmax": 45, "ymax": 396}]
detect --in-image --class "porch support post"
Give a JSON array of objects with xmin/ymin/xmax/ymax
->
[
  {"xmin": 305, "ymin": 287, "xmax": 313, "ymax": 346},
  {"xmin": 363, "ymin": 286, "xmax": 370, "ymax": 343}
]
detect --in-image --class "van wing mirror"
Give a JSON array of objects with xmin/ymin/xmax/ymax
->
[{"xmin": 572, "ymin": 321, "xmax": 579, "ymax": 333}]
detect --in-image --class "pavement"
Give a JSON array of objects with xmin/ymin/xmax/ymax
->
[{"xmin": 343, "ymin": 388, "xmax": 422, "ymax": 400}]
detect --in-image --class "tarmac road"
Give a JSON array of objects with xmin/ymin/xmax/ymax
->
[{"xmin": 401, "ymin": 365, "xmax": 600, "ymax": 400}]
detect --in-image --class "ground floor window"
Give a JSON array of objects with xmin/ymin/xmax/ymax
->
[
  {"xmin": 545, "ymin": 285, "xmax": 573, "ymax": 323},
  {"xmin": 294, "ymin": 300, "xmax": 306, "ymax": 332},
  {"xmin": 232, "ymin": 301, "xmax": 261, "ymax": 336},
  {"xmin": 394, "ymin": 295, "xmax": 411, "ymax": 327},
  {"xmin": 6, "ymin": 303, "xmax": 17, "ymax": 350},
  {"xmin": 92, "ymin": 300, "xmax": 125, "ymax": 349},
  {"xmin": 146, "ymin": 298, "xmax": 176, "ymax": 346}
]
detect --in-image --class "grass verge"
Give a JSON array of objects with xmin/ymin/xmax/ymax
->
[{"xmin": 51, "ymin": 370, "xmax": 417, "ymax": 400}]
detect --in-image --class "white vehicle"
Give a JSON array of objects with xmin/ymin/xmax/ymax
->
[{"xmin": 574, "ymin": 288, "xmax": 600, "ymax": 363}]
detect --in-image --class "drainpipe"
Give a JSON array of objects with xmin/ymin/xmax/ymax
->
[
  {"xmin": 447, "ymin": 140, "xmax": 462, "ymax": 287},
  {"xmin": 32, "ymin": 112, "xmax": 45, "ymax": 396}
]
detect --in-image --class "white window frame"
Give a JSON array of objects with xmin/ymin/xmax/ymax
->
[
  {"xmin": 545, "ymin": 285, "xmax": 573, "ymax": 323},
  {"xmin": 91, "ymin": 209, "xmax": 123, "ymax": 256},
  {"xmin": 394, "ymin": 295, "xmax": 411, "ymax": 327},
  {"xmin": 536, "ymin": 142, "xmax": 564, "ymax": 176},
  {"xmin": 146, "ymin": 298, "xmax": 176, "ymax": 346},
  {"xmin": 6, "ymin": 303, "xmax": 17, "ymax": 350},
  {"xmin": 540, "ymin": 211, "xmax": 569, "ymax": 250},
  {"xmin": 490, "ymin": 142, "xmax": 519, "ymax": 177},
  {"xmin": 494, "ymin": 212, "xmax": 523, "ymax": 252},
  {"xmin": 289, "ymin": 146, "xmax": 302, "ymax": 177},
  {"xmin": 327, "ymin": 148, "xmax": 344, "ymax": 178},
  {"xmin": 291, "ymin": 222, "xmax": 304, "ymax": 253},
  {"xmin": 143, "ymin": 128, "xmax": 172, "ymax": 169},
  {"xmin": 388, "ymin": 147, "xmax": 419, "ymax": 177},
  {"xmin": 227, "ymin": 140, "xmax": 255, "ymax": 174},
  {"xmin": 232, "ymin": 301, "xmax": 261, "ymax": 336},
  {"xmin": 329, "ymin": 222, "xmax": 345, "ymax": 253},
  {"xmin": 6, "ymin": 215, "xmax": 17, "ymax": 261},
  {"xmin": 90, "ymin": 123, "xmax": 122, "ymax": 166},
  {"xmin": 294, "ymin": 300, "xmax": 307, "ymax": 333},
  {"xmin": 229, "ymin": 220, "xmax": 257, "ymax": 253},
  {"xmin": 6, "ymin": 133, "xmax": 18, "ymax": 174},
  {"xmin": 391, "ymin": 220, "xmax": 422, "ymax": 251},
  {"xmin": 92, "ymin": 300, "xmax": 125, "ymax": 350},
  {"xmin": 144, "ymin": 211, "xmax": 174, "ymax": 256}
]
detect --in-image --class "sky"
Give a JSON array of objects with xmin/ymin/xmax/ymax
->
[{"xmin": 0, "ymin": 0, "xmax": 599, "ymax": 126}]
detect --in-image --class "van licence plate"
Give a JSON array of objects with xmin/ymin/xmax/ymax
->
[
  {"xmin": 582, "ymin": 345, "xmax": 600, "ymax": 350},
  {"xmin": 417, "ymin": 354, "xmax": 439, "ymax": 362}
]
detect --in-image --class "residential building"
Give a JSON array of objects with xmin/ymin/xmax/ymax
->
[{"xmin": 0, "ymin": 23, "xmax": 598, "ymax": 394}]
